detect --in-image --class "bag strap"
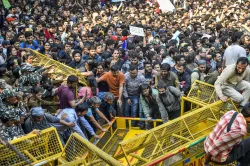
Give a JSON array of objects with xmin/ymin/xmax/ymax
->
[{"xmin": 227, "ymin": 112, "xmax": 238, "ymax": 132}]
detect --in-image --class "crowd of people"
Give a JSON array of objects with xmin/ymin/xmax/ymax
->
[{"xmin": 1, "ymin": 0, "xmax": 250, "ymax": 164}]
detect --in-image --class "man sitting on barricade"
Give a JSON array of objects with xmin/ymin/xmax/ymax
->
[{"xmin": 214, "ymin": 57, "xmax": 250, "ymax": 109}]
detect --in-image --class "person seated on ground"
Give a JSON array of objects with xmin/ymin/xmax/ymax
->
[
  {"xmin": 55, "ymin": 102, "xmax": 100, "ymax": 140},
  {"xmin": 157, "ymin": 83, "xmax": 181, "ymax": 120},
  {"xmin": 191, "ymin": 59, "xmax": 207, "ymax": 84},
  {"xmin": 140, "ymin": 83, "xmax": 168, "ymax": 129},
  {"xmin": 215, "ymin": 57, "xmax": 250, "ymax": 109},
  {"xmin": 205, "ymin": 62, "xmax": 223, "ymax": 85},
  {"xmin": 204, "ymin": 103, "xmax": 250, "ymax": 166}
]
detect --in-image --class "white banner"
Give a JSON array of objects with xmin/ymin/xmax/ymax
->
[
  {"xmin": 158, "ymin": 0, "xmax": 175, "ymax": 12},
  {"xmin": 129, "ymin": 26, "xmax": 144, "ymax": 37}
]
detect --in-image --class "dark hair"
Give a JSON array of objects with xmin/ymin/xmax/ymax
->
[
  {"xmin": 33, "ymin": 86, "xmax": 43, "ymax": 94},
  {"xmin": 241, "ymin": 103, "xmax": 250, "ymax": 118},
  {"xmin": 143, "ymin": 61, "xmax": 151, "ymax": 67},
  {"xmin": 139, "ymin": 83, "xmax": 151, "ymax": 94},
  {"xmin": 0, "ymin": 67, "xmax": 7, "ymax": 76},
  {"xmin": 7, "ymin": 46, "xmax": 15, "ymax": 58},
  {"xmin": 87, "ymin": 76, "xmax": 97, "ymax": 96},
  {"xmin": 173, "ymin": 55, "xmax": 185, "ymax": 63},
  {"xmin": 129, "ymin": 65, "xmax": 137, "ymax": 71},
  {"xmin": 177, "ymin": 63, "xmax": 186, "ymax": 69},
  {"xmin": 157, "ymin": 82, "xmax": 167, "ymax": 89},
  {"xmin": 75, "ymin": 102, "xmax": 89, "ymax": 113},
  {"xmin": 216, "ymin": 62, "xmax": 222, "ymax": 70},
  {"xmin": 110, "ymin": 64, "xmax": 119, "ymax": 72},
  {"xmin": 72, "ymin": 50, "xmax": 82, "ymax": 57},
  {"xmin": 67, "ymin": 75, "xmax": 79, "ymax": 84},
  {"xmin": 23, "ymin": 53, "xmax": 33, "ymax": 62},
  {"xmin": 106, "ymin": 39, "xmax": 115, "ymax": 46},
  {"xmin": 128, "ymin": 50, "xmax": 138, "ymax": 59},
  {"xmin": 161, "ymin": 63, "xmax": 171, "ymax": 71},
  {"xmin": 237, "ymin": 57, "xmax": 249, "ymax": 65},
  {"xmin": 89, "ymin": 45, "xmax": 96, "ymax": 51}
]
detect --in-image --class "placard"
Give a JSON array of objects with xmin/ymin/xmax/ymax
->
[{"xmin": 129, "ymin": 26, "xmax": 144, "ymax": 37}]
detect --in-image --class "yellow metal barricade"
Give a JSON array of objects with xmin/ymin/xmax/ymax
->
[
  {"xmin": 187, "ymin": 80, "xmax": 217, "ymax": 105},
  {"xmin": 180, "ymin": 80, "xmax": 218, "ymax": 115},
  {"xmin": 115, "ymin": 99, "xmax": 237, "ymax": 166},
  {"xmin": 58, "ymin": 133, "xmax": 122, "ymax": 166},
  {"xmin": 30, "ymin": 50, "xmax": 87, "ymax": 86},
  {"xmin": 0, "ymin": 127, "xmax": 63, "ymax": 166}
]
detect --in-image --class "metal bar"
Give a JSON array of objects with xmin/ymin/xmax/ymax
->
[
  {"xmin": 147, "ymin": 137, "xmax": 207, "ymax": 166},
  {"xmin": 171, "ymin": 134, "xmax": 192, "ymax": 142},
  {"xmin": 121, "ymin": 145, "xmax": 131, "ymax": 166},
  {"xmin": 128, "ymin": 119, "xmax": 132, "ymax": 130},
  {"xmin": 206, "ymin": 118, "xmax": 217, "ymax": 123},
  {"xmin": 182, "ymin": 119, "xmax": 194, "ymax": 140},
  {"xmin": 129, "ymin": 153, "xmax": 149, "ymax": 163},
  {"xmin": 181, "ymin": 97, "xmax": 185, "ymax": 116},
  {"xmin": 23, "ymin": 150, "xmax": 37, "ymax": 162},
  {"xmin": 59, "ymin": 158, "xmax": 86, "ymax": 166}
]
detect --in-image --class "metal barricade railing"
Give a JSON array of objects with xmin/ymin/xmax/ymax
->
[
  {"xmin": 0, "ymin": 127, "xmax": 63, "ymax": 166},
  {"xmin": 30, "ymin": 50, "xmax": 87, "ymax": 86},
  {"xmin": 180, "ymin": 80, "xmax": 218, "ymax": 115},
  {"xmin": 115, "ymin": 99, "xmax": 237, "ymax": 166},
  {"xmin": 98, "ymin": 117, "xmax": 163, "ymax": 159},
  {"xmin": 58, "ymin": 133, "xmax": 122, "ymax": 166},
  {"xmin": 187, "ymin": 80, "xmax": 217, "ymax": 105}
]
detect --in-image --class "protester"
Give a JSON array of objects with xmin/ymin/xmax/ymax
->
[
  {"xmin": 204, "ymin": 103, "xmax": 250, "ymax": 166},
  {"xmin": 140, "ymin": 83, "xmax": 168, "ymax": 128},
  {"xmin": 215, "ymin": 57, "xmax": 250, "ymax": 109},
  {"xmin": 123, "ymin": 65, "xmax": 146, "ymax": 125}
]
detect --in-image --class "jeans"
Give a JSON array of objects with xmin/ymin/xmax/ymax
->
[
  {"xmin": 112, "ymin": 98, "xmax": 123, "ymax": 116},
  {"xmin": 214, "ymin": 137, "xmax": 250, "ymax": 166},
  {"xmin": 124, "ymin": 96, "xmax": 139, "ymax": 125}
]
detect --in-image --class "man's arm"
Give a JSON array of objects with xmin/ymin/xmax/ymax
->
[
  {"xmin": 155, "ymin": 91, "xmax": 168, "ymax": 123},
  {"xmin": 204, "ymin": 153, "xmax": 212, "ymax": 165},
  {"xmin": 95, "ymin": 109, "xmax": 112, "ymax": 126},
  {"xmin": 69, "ymin": 97, "xmax": 85, "ymax": 108},
  {"xmin": 123, "ymin": 80, "xmax": 129, "ymax": 99},
  {"xmin": 140, "ymin": 94, "xmax": 151, "ymax": 118},
  {"xmin": 169, "ymin": 86, "xmax": 181, "ymax": 97},
  {"xmin": 78, "ymin": 116, "xmax": 96, "ymax": 136},
  {"xmin": 214, "ymin": 66, "xmax": 232, "ymax": 101},
  {"xmin": 96, "ymin": 73, "xmax": 107, "ymax": 83},
  {"xmin": 117, "ymin": 83, "xmax": 124, "ymax": 106},
  {"xmin": 88, "ymin": 116, "xmax": 106, "ymax": 132},
  {"xmin": 81, "ymin": 71, "xmax": 94, "ymax": 77}
]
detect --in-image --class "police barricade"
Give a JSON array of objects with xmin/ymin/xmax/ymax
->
[
  {"xmin": 58, "ymin": 133, "xmax": 122, "ymax": 166},
  {"xmin": 30, "ymin": 50, "xmax": 87, "ymax": 86},
  {"xmin": 181, "ymin": 80, "xmax": 218, "ymax": 115},
  {"xmin": 0, "ymin": 127, "xmax": 63, "ymax": 166},
  {"xmin": 114, "ymin": 99, "xmax": 238, "ymax": 166}
]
